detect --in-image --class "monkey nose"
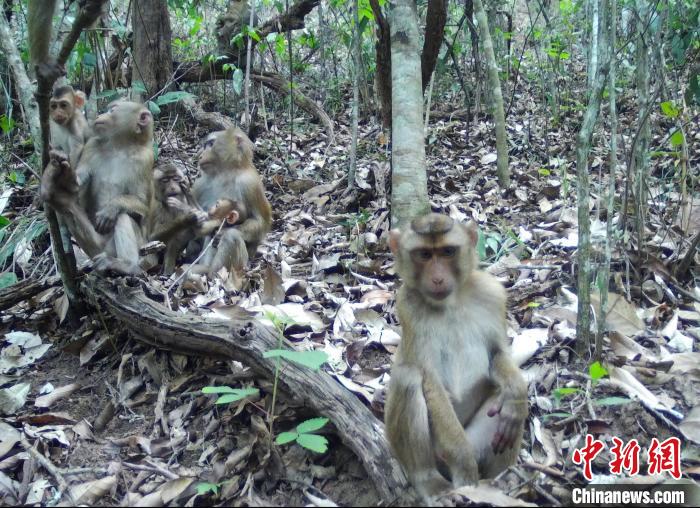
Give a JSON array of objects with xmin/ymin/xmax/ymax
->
[{"xmin": 432, "ymin": 278, "xmax": 444, "ymax": 286}]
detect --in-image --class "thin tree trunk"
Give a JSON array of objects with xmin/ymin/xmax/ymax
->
[
  {"xmin": 576, "ymin": 10, "xmax": 609, "ymax": 355},
  {"xmin": 370, "ymin": 0, "xmax": 391, "ymax": 129},
  {"xmin": 421, "ymin": 0, "xmax": 447, "ymax": 92},
  {"xmin": 131, "ymin": 0, "xmax": 173, "ymax": 99},
  {"xmin": 389, "ymin": 0, "xmax": 429, "ymax": 228},
  {"xmin": 588, "ymin": 0, "xmax": 600, "ymax": 90},
  {"xmin": 596, "ymin": 0, "xmax": 616, "ymax": 360},
  {"xmin": 243, "ymin": 0, "xmax": 257, "ymax": 128},
  {"xmin": 633, "ymin": 0, "xmax": 651, "ymax": 249},
  {"xmin": 473, "ymin": 0, "xmax": 510, "ymax": 188},
  {"xmin": 348, "ymin": 0, "xmax": 360, "ymax": 189}
]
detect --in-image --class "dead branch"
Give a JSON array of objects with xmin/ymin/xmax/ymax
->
[{"xmin": 80, "ymin": 275, "xmax": 407, "ymax": 503}]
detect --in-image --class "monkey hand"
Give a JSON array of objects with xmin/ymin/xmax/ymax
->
[
  {"xmin": 166, "ymin": 197, "xmax": 184, "ymax": 209},
  {"xmin": 487, "ymin": 391, "xmax": 527, "ymax": 454},
  {"xmin": 194, "ymin": 210, "xmax": 210, "ymax": 227},
  {"xmin": 95, "ymin": 205, "xmax": 120, "ymax": 234}
]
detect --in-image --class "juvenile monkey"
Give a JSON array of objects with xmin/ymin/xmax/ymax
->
[
  {"xmin": 385, "ymin": 214, "xmax": 527, "ymax": 502},
  {"xmin": 49, "ymin": 85, "xmax": 89, "ymax": 167},
  {"xmin": 41, "ymin": 101, "xmax": 155, "ymax": 275},
  {"xmin": 191, "ymin": 126, "xmax": 271, "ymax": 277}
]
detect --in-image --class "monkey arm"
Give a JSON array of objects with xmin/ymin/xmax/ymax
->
[
  {"xmin": 420, "ymin": 367, "xmax": 479, "ymax": 485},
  {"xmin": 236, "ymin": 181, "xmax": 271, "ymax": 245},
  {"xmin": 487, "ymin": 349, "xmax": 528, "ymax": 453},
  {"xmin": 149, "ymin": 214, "xmax": 198, "ymax": 243}
]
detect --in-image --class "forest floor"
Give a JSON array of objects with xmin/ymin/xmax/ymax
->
[{"xmin": 0, "ymin": 75, "xmax": 699, "ymax": 506}]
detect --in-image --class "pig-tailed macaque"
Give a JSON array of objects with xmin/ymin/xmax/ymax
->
[
  {"xmin": 149, "ymin": 163, "xmax": 206, "ymax": 275},
  {"xmin": 191, "ymin": 127, "xmax": 271, "ymax": 277},
  {"xmin": 41, "ymin": 101, "xmax": 155, "ymax": 275},
  {"xmin": 385, "ymin": 214, "xmax": 527, "ymax": 502},
  {"xmin": 49, "ymin": 85, "xmax": 89, "ymax": 167}
]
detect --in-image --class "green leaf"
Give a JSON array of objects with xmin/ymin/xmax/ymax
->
[
  {"xmin": 132, "ymin": 81, "xmax": 147, "ymax": 94},
  {"xmin": 263, "ymin": 350, "xmax": 328, "ymax": 371},
  {"xmin": 541, "ymin": 412, "xmax": 573, "ymax": 421},
  {"xmin": 670, "ymin": 130, "xmax": 684, "ymax": 147},
  {"xmin": 216, "ymin": 391, "xmax": 257, "ymax": 404},
  {"xmin": 196, "ymin": 482, "xmax": 220, "ymax": 495},
  {"xmin": 155, "ymin": 91, "xmax": 194, "ymax": 106},
  {"xmin": 0, "ymin": 114, "xmax": 16, "ymax": 135},
  {"xmin": 476, "ymin": 230, "xmax": 487, "ymax": 260},
  {"xmin": 232, "ymin": 68, "xmax": 244, "ymax": 95},
  {"xmin": 275, "ymin": 431, "xmax": 298, "ymax": 445},
  {"xmin": 588, "ymin": 361, "xmax": 608, "ymax": 380},
  {"xmin": 660, "ymin": 101, "xmax": 680, "ymax": 118},
  {"xmin": 538, "ymin": 168, "xmax": 551, "ymax": 176},
  {"xmin": 0, "ymin": 216, "xmax": 10, "ymax": 228},
  {"xmin": 486, "ymin": 237, "xmax": 500, "ymax": 255},
  {"xmin": 552, "ymin": 387, "xmax": 580, "ymax": 403},
  {"xmin": 296, "ymin": 417, "xmax": 329, "ymax": 434},
  {"xmin": 593, "ymin": 396, "xmax": 631, "ymax": 407},
  {"xmin": 296, "ymin": 433, "xmax": 328, "ymax": 453},
  {"xmin": 202, "ymin": 385, "xmax": 237, "ymax": 394},
  {"xmin": 82, "ymin": 53, "xmax": 97, "ymax": 67},
  {"xmin": 0, "ymin": 272, "xmax": 18, "ymax": 289},
  {"xmin": 146, "ymin": 101, "xmax": 161, "ymax": 117}
]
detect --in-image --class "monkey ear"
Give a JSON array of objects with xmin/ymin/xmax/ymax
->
[
  {"xmin": 136, "ymin": 111, "xmax": 153, "ymax": 133},
  {"xmin": 388, "ymin": 229, "xmax": 401, "ymax": 255},
  {"xmin": 74, "ymin": 91, "xmax": 86, "ymax": 109},
  {"xmin": 464, "ymin": 222, "xmax": 478, "ymax": 247},
  {"xmin": 226, "ymin": 210, "xmax": 240, "ymax": 225}
]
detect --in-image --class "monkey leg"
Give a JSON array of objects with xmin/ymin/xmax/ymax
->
[
  {"xmin": 464, "ymin": 393, "xmax": 525, "ymax": 478},
  {"xmin": 384, "ymin": 364, "xmax": 454, "ymax": 502},
  {"xmin": 98, "ymin": 214, "xmax": 143, "ymax": 275},
  {"xmin": 208, "ymin": 228, "xmax": 249, "ymax": 276}
]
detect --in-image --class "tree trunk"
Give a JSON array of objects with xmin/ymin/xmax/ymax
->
[
  {"xmin": 348, "ymin": 0, "xmax": 360, "ymax": 188},
  {"xmin": 389, "ymin": 0, "xmax": 429, "ymax": 228},
  {"xmin": 78, "ymin": 276, "xmax": 408, "ymax": 502},
  {"xmin": 131, "ymin": 0, "xmax": 173, "ymax": 99},
  {"xmin": 369, "ymin": 0, "xmax": 391, "ymax": 129},
  {"xmin": 575, "ymin": 6, "xmax": 609, "ymax": 355},
  {"xmin": 473, "ymin": 0, "xmax": 510, "ymax": 188},
  {"xmin": 421, "ymin": 0, "xmax": 447, "ymax": 92}
]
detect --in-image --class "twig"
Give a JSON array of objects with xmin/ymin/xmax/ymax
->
[
  {"xmin": 167, "ymin": 219, "xmax": 227, "ymax": 292},
  {"xmin": 21, "ymin": 438, "xmax": 76, "ymax": 505}
]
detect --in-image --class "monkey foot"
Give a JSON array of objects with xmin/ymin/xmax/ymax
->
[{"xmin": 92, "ymin": 254, "xmax": 143, "ymax": 277}]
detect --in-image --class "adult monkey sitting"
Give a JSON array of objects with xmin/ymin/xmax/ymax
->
[
  {"xmin": 190, "ymin": 126, "xmax": 271, "ymax": 277},
  {"xmin": 41, "ymin": 101, "xmax": 155, "ymax": 275}
]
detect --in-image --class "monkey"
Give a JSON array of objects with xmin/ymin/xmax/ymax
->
[
  {"xmin": 384, "ymin": 213, "xmax": 528, "ymax": 502},
  {"xmin": 190, "ymin": 126, "xmax": 271, "ymax": 278},
  {"xmin": 49, "ymin": 85, "xmax": 89, "ymax": 167},
  {"xmin": 148, "ymin": 163, "xmax": 204, "ymax": 275},
  {"xmin": 215, "ymin": 0, "xmax": 257, "ymax": 61},
  {"xmin": 41, "ymin": 101, "xmax": 155, "ymax": 275}
]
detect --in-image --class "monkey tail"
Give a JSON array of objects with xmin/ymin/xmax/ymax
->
[{"xmin": 28, "ymin": 0, "xmax": 58, "ymax": 65}]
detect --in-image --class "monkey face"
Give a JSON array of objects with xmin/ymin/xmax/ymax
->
[
  {"xmin": 389, "ymin": 215, "xmax": 478, "ymax": 307},
  {"xmin": 50, "ymin": 97, "xmax": 75, "ymax": 125},
  {"xmin": 154, "ymin": 167, "xmax": 188, "ymax": 202},
  {"xmin": 198, "ymin": 133, "xmax": 221, "ymax": 171},
  {"xmin": 94, "ymin": 101, "xmax": 153, "ymax": 140}
]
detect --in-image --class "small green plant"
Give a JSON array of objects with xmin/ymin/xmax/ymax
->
[
  {"xmin": 0, "ymin": 115, "xmax": 16, "ymax": 135},
  {"xmin": 196, "ymin": 482, "xmax": 221, "ymax": 496},
  {"xmin": 551, "ymin": 387, "xmax": 581, "ymax": 406},
  {"xmin": 340, "ymin": 208, "xmax": 372, "ymax": 231},
  {"xmin": 264, "ymin": 311, "xmax": 330, "ymax": 453},
  {"xmin": 588, "ymin": 361, "xmax": 608, "ymax": 382},
  {"xmin": 201, "ymin": 385, "xmax": 259, "ymax": 404},
  {"xmin": 276, "ymin": 417, "xmax": 330, "ymax": 453}
]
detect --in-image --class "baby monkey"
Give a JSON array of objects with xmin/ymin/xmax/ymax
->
[
  {"xmin": 385, "ymin": 213, "xmax": 527, "ymax": 502},
  {"xmin": 198, "ymin": 198, "xmax": 245, "ymax": 234}
]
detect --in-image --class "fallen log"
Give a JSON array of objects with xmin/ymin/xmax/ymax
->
[
  {"xmin": 80, "ymin": 275, "xmax": 407, "ymax": 502},
  {"xmin": 0, "ymin": 276, "xmax": 60, "ymax": 311}
]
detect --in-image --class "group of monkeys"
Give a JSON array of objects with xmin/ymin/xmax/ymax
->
[
  {"xmin": 40, "ymin": 86, "xmax": 527, "ymax": 504},
  {"xmin": 40, "ymin": 85, "xmax": 272, "ymax": 278}
]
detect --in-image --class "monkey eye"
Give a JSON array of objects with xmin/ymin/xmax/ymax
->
[
  {"xmin": 203, "ymin": 139, "xmax": 215, "ymax": 149},
  {"xmin": 412, "ymin": 249, "xmax": 433, "ymax": 262},
  {"xmin": 441, "ymin": 246, "xmax": 457, "ymax": 257}
]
